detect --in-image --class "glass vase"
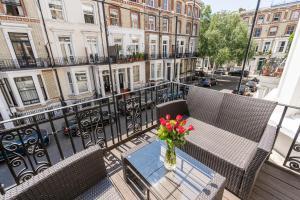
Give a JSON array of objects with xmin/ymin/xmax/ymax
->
[{"xmin": 164, "ymin": 142, "xmax": 176, "ymax": 171}]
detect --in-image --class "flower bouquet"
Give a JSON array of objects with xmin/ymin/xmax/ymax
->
[{"xmin": 157, "ymin": 114, "xmax": 194, "ymax": 170}]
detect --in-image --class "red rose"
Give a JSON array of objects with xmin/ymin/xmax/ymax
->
[
  {"xmin": 177, "ymin": 126, "xmax": 185, "ymax": 134},
  {"xmin": 176, "ymin": 114, "xmax": 183, "ymax": 121},
  {"xmin": 188, "ymin": 125, "xmax": 194, "ymax": 131},
  {"xmin": 166, "ymin": 122, "xmax": 173, "ymax": 131},
  {"xmin": 160, "ymin": 118, "xmax": 166, "ymax": 126},
  {"xmin": 165, "ymin": 114, "xmax": 171, "ymax": 120}
]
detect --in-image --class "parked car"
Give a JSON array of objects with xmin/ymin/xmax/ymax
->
[
  {"xmin": 246, "ymin": 81, "xmax": 258, "ymax": 92},
  {"xmin": 214, "ymin": 69, "xmax": 226, "ymax": 75},
  {"xmin": 199, "ymin": 77, "xmax": 217, "ymax": 87},
  {"xmin": 232, "ymin": 85, "xmax": 251, "ymax": 96},
  {"xmin": 0, "ymin": 129, "xmax": 50, "ymax": 161},
  {"xmin": 61, "ymin": 112, "xmax": 114, "ymax": 136},
  {"xmin": 228, "ymin": 70, "xmax": 249, "ymax": 77}
]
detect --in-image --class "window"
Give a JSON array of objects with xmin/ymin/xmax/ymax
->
[
  {"xmin": 82, "ymin": 4, "xmax": 94, "ymax": 24},
  {"xmin": 162, "ymin": 40, "xmax": 168, "ymax": 58},
  {"xmin": 277, "ymin": 41, "xmax": 286, "ymax": 53},
  {"xmin": 263, "ymin": 42, "xmax": 271, "ymax": 53},
  {"xmin": 187, "ymin": 5, "xmax": 192, "ymax": 17},
  {"xmin": 37, "ymin": 75, "xmax": 48, "ymax": 101},
  {"xmin": 257, "ymin": 15, "xmax": 264, "ymax": 24},
  {"xmin": 176, "ymin": 2, "xmax": 181, "ymax": 14},
  {"xmin": 177, "ymin": 20, "xmax": 181, "ymax": 33},
  {"xmin": 162, "ymin": 0, "xmax": 168, "ymax": 10},
  {"xmin": 273, "ymin": 12, "xmax": 281, "ymax": 22},
  {"xmin": 186, "ymin": 22, "xmax": 191, "ymax": 34},
  {"xmin": 253, "ymin": 28, "xmax": 261, "ymax": 37},
  {"xmin": 49, "ymin": 0, "xmax": 64, "ymax": 20},
  {"xmin": 291, "ymin": 10, "xmax": 300, "ymax": 20},
  {"xmin": 268, "ymin": 27, "xmax": 278, "ymax": 36},
  {"xmin": 148, "ymin": 15, "xmax": 155, "ymax": 31},
  {"xmin": 162, "ymin": 18, "xmax": 168, "ymax": 32},
  {"xmin": 59, "ymin": 36, "xmax": 74, "ymax": 62},
  {"xmin": 9, "ymin": 32, "xmax": 36, "ymax": 68},
  {"xmin": 133, "ymin": 66, "xmax": 140, "ymax": 82},
  {"xmin": 14, "ymin": 76, "xmax": 40, "ymax": 105},
  {"xmin": 286, "ymin": 25, "xmax": 295, "ymax": 35},
  {"xmin": 128, "ymin": 38, "xmax": 139, "ymax": 55},
  {"xmin": 194, "ymin": 7, "xmax": 199, "ymax": 18},
  {"xmin": 131, "ymin": 12, "xmax": 139, "ymax": 28},
  {"xmin": 193, "ymin": 24, "xmax": 197, "ymax": 35},
  {"xmin": 150, "ymin": 64, "xmax": 155, "ymax": 79},
  {"xmin": 157, "ymin": 63, "xmax": 162, "ymax": 79},
  {"xmin": 150, "ymin": 39, "xmax": 156, "ymax": 58},
  {"xmin": 109, "ymin": 7, "xmax": 120, "ymax": 26},
  {"xmin": 67, "ymin": 72, "xmax": 74, "ymax": 94},
  {"xmin": 148, "ymin": 0, "xmax": 154, "ymax": 7},
  {"xmin": 2, "ymin": 0, "xmax": 24, "ymax": 16},
  {"xmin": 86, "ymin": 37, "xmax": 99, "ymax": 62},
  {"xmin": 75, "ymin": 72, "xmax": 88, "ymax": 93}
]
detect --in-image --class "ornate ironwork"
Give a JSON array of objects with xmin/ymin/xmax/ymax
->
[
  {"xmin": 285, "ymin": 144, "xmax": 300, "ymax": 172},
  {"xmin": 0, "ymin": 127, "xmax": 51, "ymax": 184},
  {"xmin": 76, "ymin": 108, "xmax": 106, "ymax": 148},
  {"xmin": 156, "ymin": 88, "xmax": 169, "ymax": 104},
  {"xmin": 125, "ymin": 96, "xmax": 142, "ymax": 133}
]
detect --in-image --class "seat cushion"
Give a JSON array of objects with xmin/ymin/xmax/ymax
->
[
  {"xmin": 187, "ymin": 87, "xmax": 224, "ymax": 125},
  {"xmin": 182, "ymin": 117, "xmax": 258, "ymax": 194},
  {"xmin": 75, "ymin": 178, "xmax": 122, "ymax": 200}
]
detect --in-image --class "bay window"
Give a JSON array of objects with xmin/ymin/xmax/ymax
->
[{"xmin": 14, "ymin": 76, "xmax": 40, "ymax": 105}]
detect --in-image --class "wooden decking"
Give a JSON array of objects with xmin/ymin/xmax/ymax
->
[{"xmin": 104, "ymin": 131, "xmax": 300, "ymax": 200}]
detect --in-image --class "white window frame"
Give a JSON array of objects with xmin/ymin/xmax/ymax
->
[
  {"xmin": 48, "ymin": 0, "xmax": 65, "ymax": 21},
  {"xmin": 82, "ymin": 3, "xmax": 95, "ymax": 24},
  {"xmin": 148, "ymin": 0, "xmax": 154, "ymax": 7},
  {"xmin": 75, "ymin": 71, "xmax": 89, "ymax": 94},
  {"xmin": 291, "ymin": 10, "xmax": 300, "ymax": 20},
  {"xmin": 263, "ymin": 41, "xmax": 271, "ymax": 53},
  {"xmin": 162, "ymin": 0, "xmax": 168, "ymax": 10},
  {"xmin": 162, "ymin": 18, "xmax": 169, "ymax": 32},
  {"xmin": 148, "ymin": 16, "xmax": 156, "ymax": 31},
  {"xmin": 277, "ymin": 41, "xmax": 286, "ymax": 53},
  {"xmin": 131, "ymin": 12, "xmax": 139, "ymax": 29},
  {"xmin": 133, "ymin": 65, "xmax": 140, "ymax": 82}
]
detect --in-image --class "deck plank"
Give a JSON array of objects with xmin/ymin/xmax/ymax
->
[{"xmin": 104, "ymin": 133, "xmax": 300, "ymax": 200}]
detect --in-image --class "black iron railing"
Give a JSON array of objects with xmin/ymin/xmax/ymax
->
[
  {"xmin": 0, "ymin": 82, "xmax": 189, "ymax": 192},
  {"xmin": 1, "ymin": 81, "xmax": 298, "ymax": 193}
]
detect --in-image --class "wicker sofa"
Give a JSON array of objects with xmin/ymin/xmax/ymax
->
[
  {"xmin": 157, "ymin": 86, "xmax": 277, "ymax": 200},
  {"xmin": 1, "ymin": 145, "xmax": 122, "ymax": 200}
]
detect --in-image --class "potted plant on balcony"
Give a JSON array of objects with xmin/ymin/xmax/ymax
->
[{"xmin": 158, "ymin": 114, "xmax": 194, "ymax": 171}]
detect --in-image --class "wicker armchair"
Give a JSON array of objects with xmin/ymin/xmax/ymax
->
[
  {"xmin": 157, "ymin": 86, "xmax": 277, "ymax": 200},
  {"xmin": 1, "ymin": 145, "xmax": 122, "ymax": 200}
]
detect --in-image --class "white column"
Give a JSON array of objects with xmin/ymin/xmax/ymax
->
[
  {"xmin": 129, "ymin": 67, "xmax": 134, "ymax": 91},
  {"xmin": 277, "ymin": 23, "xmax": 300, "ymax": 107},
  {"xmin": 99, "ymin": 70, "xmax": 106, "ymax": 97},
  {"xmin": 115, "ymin": 69, "xmax": 120, "ymax": 94}
]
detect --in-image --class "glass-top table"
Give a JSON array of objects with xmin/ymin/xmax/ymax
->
[{"xmin": 122, "ymin": 139, "xmax": 226, "ymax": 200}]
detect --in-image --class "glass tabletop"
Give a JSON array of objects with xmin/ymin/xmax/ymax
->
[{"xmin": 126, "ymin": 140, "xmax": 216, "ymax": 199}]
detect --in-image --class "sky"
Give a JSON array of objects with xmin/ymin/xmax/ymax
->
[{"xmin": 202, "ymin": 0, "xmax": 296, "ymax": 12}]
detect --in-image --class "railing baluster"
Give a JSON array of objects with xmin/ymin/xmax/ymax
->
[
  {"xmin": 123, "ymin": 94, "xmax": 129, "ymax": 137},
  {"xmin": 97, "ymin": 99, "xmax": 108, "ymax": 148},
  {"xmin": 47, "ymin": 112, "xmax": 64, "ymax": 160},
  {"xmin": 150, "ymin": 86, "xmax": 154, "ymax": 126},
  {"xmin": 106, "ymin": 98, "xmax": 115, "ymax": 144},
  {"xmin": 138, "ymin": 90, "xmax": 143, "ymax": 131},
  {"xmin": 115, "ymin": 96, "xmax": 122, "ymax": 141},
  {"xmin": 74, "ymin": 105, "xmax": 86, "ymax": 149},
  {"xmin": 62, "ymin": 107, "xmax": 76, "ymax": 154},
  {"xmin": 144, "ymin": 89, "xmax": 149, "ymax": 128}
]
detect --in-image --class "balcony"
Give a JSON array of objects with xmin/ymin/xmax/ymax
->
[{"xmin": 0, "ymin": 82, "xmax": 299, "ymax": 199}]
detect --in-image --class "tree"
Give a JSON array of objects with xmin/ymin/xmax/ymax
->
[
  {"xmin": 199, "ymin": 10, "xmax": 255, "ymax": 68},
  {"xmin": 198, "ymin": 5, "xmax": 212, "ymax": 59}
]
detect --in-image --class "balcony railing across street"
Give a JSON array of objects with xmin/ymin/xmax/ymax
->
[{"xmin": 0, "ymin": 82, "xmax": 299, "ymax": 193}]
